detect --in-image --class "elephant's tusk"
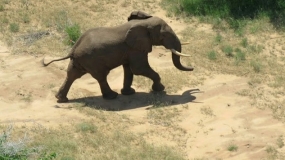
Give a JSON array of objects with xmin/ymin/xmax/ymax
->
[
  {"xmin": 170, "ymin": 49, "xmax": 191, "ymax": 57},
  {"xmin": 181, "ymin": 42, "xmax": 190, "ymax": 45}
]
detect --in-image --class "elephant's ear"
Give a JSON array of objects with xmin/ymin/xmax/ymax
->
[
  {"xmin": 127, "ymin": 11, "xmax": 152, "ymax": 21},
  {"xmin": 125, "ymin": 25, "xmax": 152, "ymax": 53}
]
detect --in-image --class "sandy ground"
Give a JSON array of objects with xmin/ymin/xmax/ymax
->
[{"xmin": 1, "ymin": 8, "xmax": 285, "ymax": 160}]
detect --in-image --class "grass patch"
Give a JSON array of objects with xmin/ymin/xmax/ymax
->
[
  {"xmin": 0, "ymin": 125, "xmax": 56, "ymax": 160},
  {"xmin": 227, "ymin": 144, "xmax": 238, "ymax": 152},
  {"xmin": 250, "ymin": 60, "xmax": 262, "ymax": 73},
  {"xmin": 222, "ymin": 45, "xmax": 234, "ymax": 57},
  {"xmin": 71, "ymin": 105, "xmax": 186, "ymax": 159},
  {"xmin": 269, "ymin": 76, "xmax": 285, "ymax": 88},
  {"xmin": 234, "ymin": 48, "xmax": 246, "ymax": 64},
  {"xmin": 9, "ymin": 23, "xmax": 19, "ymax": 33},
  {"xmin": 207, "ymin": 51, "xmax": 217, "ymax": 60},
  {"xmin": 22, "ymin": 14, "xmax": 30, "ymax": 23},
  {"xmin": 75, "ymin": 122, "xmax": 97, "ymax": 133},
  {"xmin": 240, "ymin": 38, "xmax": 248, "ymax": 48},
  {"xmin": 38, "ymin": 123, "xmax": 184, "ymax": 159},
  {"xmin": 277, "ymin": 135, "xmax": 284, "ymax": 148},
  {"xmin": 214, "ymin": 33, "xmax": 222, "ymax": 43},
  {"xmin": 65, "ymin": 24, "xmax": 81, "ymax": 46},
  {"xmin": 0, "ymin": 4, "xmax": 4, "ymax": 12},
  {"xmin": 1, "ymin": 115, "xmax": 185, "ymax": 160},
  {"xmin": 270, "ymin": 100, "xmax": 285, "ymax": 122},
  {"xmin": 248, "ymin": 44, "xmax": 264, "ymax": 54},
  {"xmin": 266, "ymin": 146, "xmax": 278, "ymax": 160}
]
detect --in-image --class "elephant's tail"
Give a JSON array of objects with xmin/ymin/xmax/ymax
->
[{"xmin": 41, "ymin": 55, "xmax": 70, "ymax": 67}]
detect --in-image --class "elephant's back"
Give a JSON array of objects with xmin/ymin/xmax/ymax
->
[
  {"xmin": 85, "ymin": 27, "xmax": 127, "ymax": 45},
  {"xmin": 72, "ymin": 27, "xmax": 127, "ymax": 57},
  {"xmin": 71, "ymin": 26, "xmax": 129, "ymax": 71}
]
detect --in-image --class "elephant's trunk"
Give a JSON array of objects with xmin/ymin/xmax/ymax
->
[{"xmin": 171, "ymin": 49, "xmax": 194, "ymax": 71}]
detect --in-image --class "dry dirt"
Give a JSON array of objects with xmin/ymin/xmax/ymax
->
[{"xmin": 1, "ymin": 4, "xmax": 285, "ymax": 160}]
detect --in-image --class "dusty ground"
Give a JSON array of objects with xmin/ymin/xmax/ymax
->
[{"xmin": 1, "ymin": 3, "xmax": 285, "ymax": 160}]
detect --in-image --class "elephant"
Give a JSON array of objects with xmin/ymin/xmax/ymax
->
[
  {"xmin": 127, "ymin": 10, "xmax": 152, "ymax": 21},
  {"xmin": 42, "ymin": 11, "xmax": 194, "ymax": 103}
]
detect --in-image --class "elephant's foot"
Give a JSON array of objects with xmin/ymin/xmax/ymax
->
[
  {"xmin": 103, "ymin": 91, "xmax": 118, "ymax": 100},
  {"xmin": 152, "ymin": 83, "xmax": 165, "ymax": 92},
  {"xmin": 55, "ymin": 94, "xmax": 69, "ymax": 103},
  {"xmin": 121, "ymin": 87, "xmax": 136, "ymax": 95}
]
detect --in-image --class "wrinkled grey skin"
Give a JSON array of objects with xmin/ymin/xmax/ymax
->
[{"xmin": 42, "ymin": 11, "xmax": 193, "ymax": 103}]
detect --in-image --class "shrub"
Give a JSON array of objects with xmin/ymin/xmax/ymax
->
[
  {"xmin": 240, "ymin": 38, "xmax": 248, "ymax": 48},
  {"xmin": 23, "ymin": 14, "xmax": 30, "ymax": 23},
  {"xmin": 207, "ymin": 51, "xmax": 217, "ymax": 60},
  {"xmin": 235, "ymin": 48, "xmax": 246, "ymax": 64},
  {"xmin": 0, "ymin": 5, "xmax": 4, "ymax": 11},
  {"xmin": 215, "ymin": 33, "xmax": 222, "ymax": 43},
  {"xmin": 0, "ymin": 125, "xmax": 31, "ymax": 159},
  {"xmin": 180, "ymin": 0, "xmax": 229, "ymax": 18},
  {"xmin": 222, "ymin": 45, "xmax": 234, "ymax": 57},
  {"xmin": 227, "ymin": 144, "xmax": 238, "ymax": 152},
  {"xmin": 9, "ymin": 23, "xmax": 19, "ymax": 32},
  {"xmin": 76, "ymin": 122, "xmax": 97, "ymax": 133},
  {"xmin": 65, "ymin": 24, "xmax": 81, "ymax": 46},
  {"xmin": 250, "ymin": 60, "xmax": 262, "ymax": 73}
]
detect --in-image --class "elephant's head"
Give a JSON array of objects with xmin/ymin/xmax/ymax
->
[{"xmin": 126, "ymin": 11, "xmax": 193, "ymax": 71}]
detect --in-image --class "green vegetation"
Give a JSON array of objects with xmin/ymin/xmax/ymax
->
[
  {"xmin": 163, "ymin": 0, "xmax": 285, "ymax": 30},
  {"xmin": 22, "ymin": 14, "xmax": 30, "ymax": 24},
  {"xmin": 250, "ymin": 60, "xmax": 262, "ymax": 73},
  {"xmin": 9, "ymin": 23, "xmax": 19, "ymax": 33},
  {"xmin": 0, "ymin": 4, "xmax": 4, "ymax": 12},
  {"xmin": 277, "ymin": 135, "xmax": 284, "ymax": 148},
  {"xmin": 0, "ymin": 125, "xmax": 56, "ymax": 160},
  {"xmin": 65, "ymin": 24, "xmax": 81, "ymax": 45},
  {"xmin": 76, "ymin": 122, "xmax": 97, "ymax": 133},
  {"xmin": 234, "ymin": 48, "xmax": 246, "ymax": 64},
  {"xmin": 266, "ymin": 146, "xmax": 278, "ymax": 160},
  {"xmin": 207, "ymin": 51, "xmax": 217, "ymax": 60},
  {"xmin": 227, "ymin": 144, "xmax": 238, "ymax": 152},
  {"xmin": 240, "ymin": 38, "xmax": 248, "ymax": 48},
  {"xmin": 214, "ymin": 33, "xmax": 222, "ymax": 43},
  {"xmin": 222, "ymin": 45, "xmax": 234, "ymax": 57},
  {"xmin": 1, "ymin": 116, "xmax": 185, "ymax": 160}
]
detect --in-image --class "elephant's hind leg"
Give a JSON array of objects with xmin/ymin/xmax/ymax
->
[
  {"xmin": 90, "ymin": 71, "xmax": 118, "ymax": 100},
  {"xmin": 56, "ymin": 61, "xmax": 86, "ymax": 103},
  {"xmin": 121, "ymin": 64, "xmax": 136, "ymax": 95}
]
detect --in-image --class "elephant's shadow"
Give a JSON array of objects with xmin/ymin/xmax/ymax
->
[{"xmin": 68, "ymin": 89, "xmax": 202, "ymax": 111}]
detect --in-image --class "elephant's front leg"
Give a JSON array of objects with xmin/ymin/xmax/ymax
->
[
  {"xmin": 129, "ymin": 54, "xmax": 165, "ymax": 92},
  {"xmin": 121, "ymin": 63, "xmax": 136, "ymax": 95}
]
